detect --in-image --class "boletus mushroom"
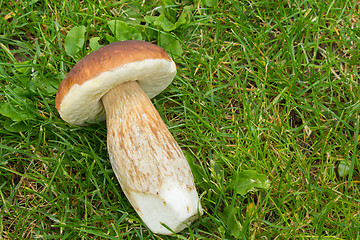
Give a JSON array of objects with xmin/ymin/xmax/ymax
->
[{"xmin": 55, "ymin": 40, "xmax": 202, "ymax": 234}]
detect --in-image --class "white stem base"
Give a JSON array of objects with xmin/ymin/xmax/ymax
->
[{"xmin": 102, "ymin": 81, "xmax": 202, "ymax": 234}]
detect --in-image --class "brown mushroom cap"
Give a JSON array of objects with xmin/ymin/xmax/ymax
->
[{"xmin": 55, "ymin": 40, "xmax": 176, "ymax": 125}]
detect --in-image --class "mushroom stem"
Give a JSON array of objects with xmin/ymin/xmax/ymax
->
[{"xmin": 101, "ymin": 81, "xmax": 201, "ymax": 234}]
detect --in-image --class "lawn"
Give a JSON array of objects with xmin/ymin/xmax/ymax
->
[{"xmin": 1, "ymin": 0, "xmax": 359, "ymax": 239}]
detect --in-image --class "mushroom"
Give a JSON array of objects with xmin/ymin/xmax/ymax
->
[{"xmin": 55, "ymin": 40, "xmax": 202, "ymax": 234}]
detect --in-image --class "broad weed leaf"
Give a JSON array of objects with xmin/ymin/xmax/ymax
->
[
  {"xmin": 0, "ymin": 98, "xmax": 36, "ymax": 122},
  {"xmin": 160, "ymin": 34, "xmax": 183, "ymax": 56},
  {"xmin": 4, "ymin": 118, "xmax": 30, "ymax": 132},
  {"xmin": 338, "ymin": 159, "xmax": 351, "ymax": 177},
  {"xmin": 107, "ymin": 20, "xmax": 142, "ymax": 42},
  {"xmin": 219, "ymin": 206, "xmax": 242, "ymax": 239},
  {"xmin": 65, "ymin": 26, "xmax": 86, "ymax": 60},
  {"xmin": 34, "ymin": 76, "xmax": 58, "ymax": 96},
  {"xmin": 205, "ymin": 0, "xmax": 217, "ymax": 7},
  {"xmin": 144, "ymin": 15, "xmax": 157, "ymax": 24},
  {"xmin": 175, "ymin": 11, "xmax": 188, "ymax": 28},
  {"xmin": 154, "ymin": 15, "xmax": 176, "ymax": 32},
  {"xmin": 89, "ymin": 37, "xmax": 103, "ymax": 52},
  {"xmin": 231, "ymin": 170, "xmax": 270, "ymax": 196}
]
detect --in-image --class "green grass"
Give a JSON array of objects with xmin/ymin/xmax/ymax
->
[{"xmin": 1, "ymin": 0, "xmax": 359, "ymax": 239}]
